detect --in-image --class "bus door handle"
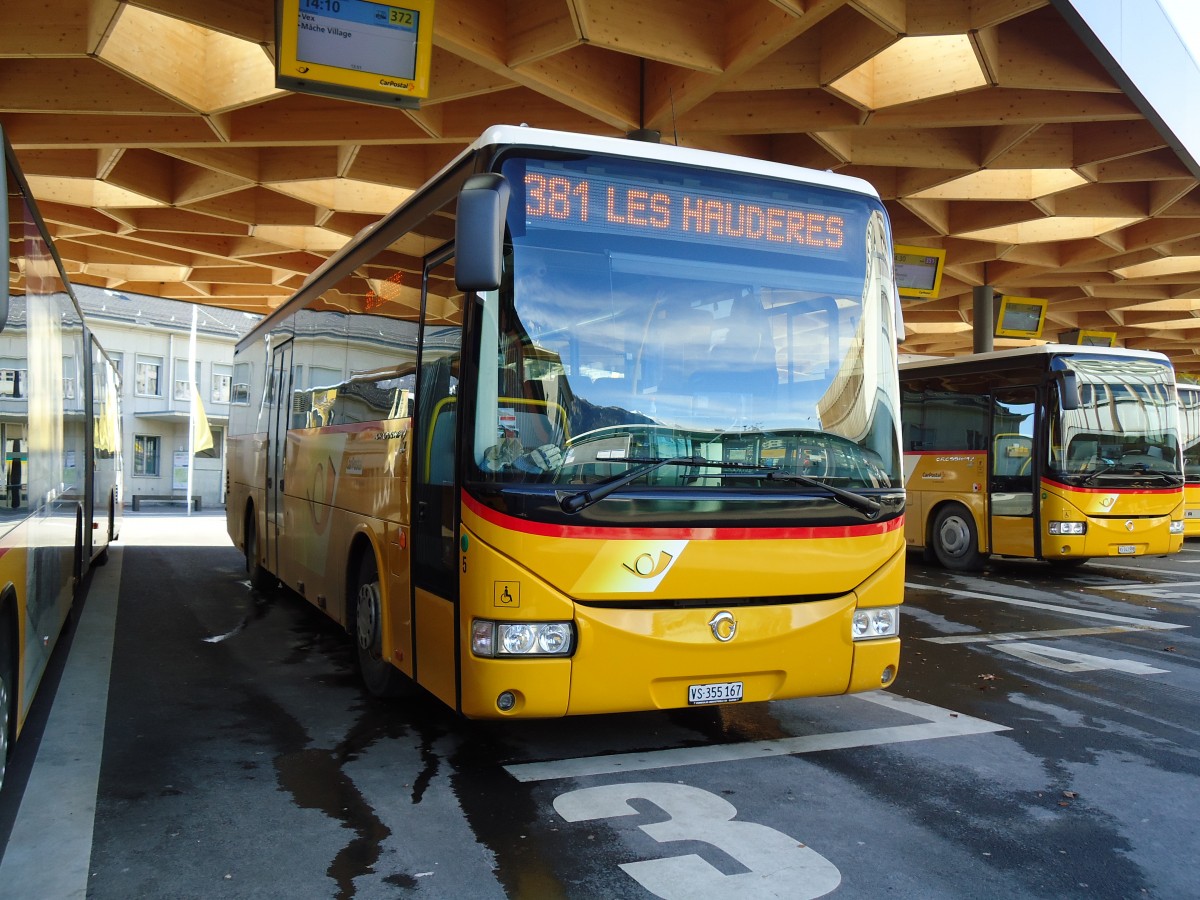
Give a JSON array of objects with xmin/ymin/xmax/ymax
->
[{"xmin": 417, "ymin": 501, "xmax": 428, "ymax": 521}]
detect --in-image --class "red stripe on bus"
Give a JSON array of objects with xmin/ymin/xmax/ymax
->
[{"xmin": 462, "ymin": 492, "xmax": 902, "ymax": 540}]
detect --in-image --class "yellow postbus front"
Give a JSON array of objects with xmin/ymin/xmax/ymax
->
[{"xmin": 456, "ymin": 496, "xmax": 903, "ymax": 717}]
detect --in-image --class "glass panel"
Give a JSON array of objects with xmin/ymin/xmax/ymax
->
[
  {"xmin": 467, "ymin": 153, "xmax": 902, "ymax": 492},
  {"xmin": 1054, "ymin": 355, "xmax": 1180, "ymax": 480},
  {"xmin": 991, "ymin": 388, "xmax": 1035, "ymax": 518}
]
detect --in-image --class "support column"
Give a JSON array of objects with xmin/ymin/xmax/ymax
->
[{"xmin": 973, "ymin": 285, "xmax": 994, "ymax": 353}]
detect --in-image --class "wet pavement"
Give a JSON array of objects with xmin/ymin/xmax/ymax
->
[{"xmin": 1, "ymin": 513, "xmax": 1198, "ymax": 898}]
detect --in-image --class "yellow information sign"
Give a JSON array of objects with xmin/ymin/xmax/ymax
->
[{"xmin": 276, "ymin": 0, "xmax": 435, "ymax": 108}]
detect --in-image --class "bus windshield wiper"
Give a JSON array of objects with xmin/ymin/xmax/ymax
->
[
  {"xmin": 763, "ymin": 470, "xmax": 882, "ymax": 517},
  {"xmin": 1078, "ymin": 461, "xmax": 1178, "ymax": 485},
  {"xmin": 557, "ymin": 456, "xmax": 710, "ymax": 513},
  {"xmin": 1077, "ymin": 463, "xmax": 1118, "ymax": 484},
  {"xmin": 556, "ymin": 456, "xmax": 885, "ymax": 517}
]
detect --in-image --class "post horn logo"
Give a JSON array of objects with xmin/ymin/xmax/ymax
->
[
  {"xmin": 623, "ymin": 551, "xmax": 674, "ymax": 578},
  {"xmin": 708, "ymin": 611, "xmax": 737, "ymax": 642}
]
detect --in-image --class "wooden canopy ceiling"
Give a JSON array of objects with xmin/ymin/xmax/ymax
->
[{"xmin": 4, "ymin": 0, "xmax": 1200, "ymax": 370}]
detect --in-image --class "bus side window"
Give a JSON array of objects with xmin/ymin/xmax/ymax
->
[{"xmin": 427, "ymin": 399, "xmax": 456, "ymax": 486}]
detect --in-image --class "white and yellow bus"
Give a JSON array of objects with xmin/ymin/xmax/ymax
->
[
  {"xmin": 226, "ymin": 125, "xmax": 906, "ymax": 718},
  {"xmin": 1, "ymin": 126, "xmax": 123, "ymax": 789},
  {"xmin": 1177, "ymin": 381, "xmax": 1200, "ymax": 537},
  {"xmin": 901, "ymin": 345, "xmax": 1184, "ymax": 570}
]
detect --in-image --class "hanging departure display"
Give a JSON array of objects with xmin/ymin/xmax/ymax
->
[{"xmin": 275, "ymin": 0, "xmax": 435, "ymax": 108}]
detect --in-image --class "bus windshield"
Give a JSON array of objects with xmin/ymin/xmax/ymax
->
[
  {"xmin": 470, "ymin": 153, "xmax": 903, "ymax": 495},
  {"xmin": 1051, "ymin": 356, "xmax": 1181, "ymax": 481}
]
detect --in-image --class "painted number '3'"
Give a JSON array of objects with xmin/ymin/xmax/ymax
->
[{"xmin": 553, "ymin": 782, "xmax": 841, "ymax": 899}]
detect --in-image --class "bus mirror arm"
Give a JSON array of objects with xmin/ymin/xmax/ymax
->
[
  {"xmin": 1057, "ymin": 371, "xmax": 1080, "ymax": 411},
  {"xmin": 455, "ymin": 173, "xmax": 511, "ymax": 292}
]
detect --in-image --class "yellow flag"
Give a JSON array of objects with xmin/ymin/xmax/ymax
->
[{"xmin": 191, "ymin": 385, "xmax": 214, "ymax": 453}]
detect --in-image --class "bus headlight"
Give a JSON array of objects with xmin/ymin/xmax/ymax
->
[
  {"xmin": 852, "ymin": 606, "xmax": 899, "ymax": 640},
  {"xmin": 471, "ymin": 619, "xmax": 574, "ymax": 657},
  {"xmin": 1170, "ymin": 520, "xmax": 1185, "ymax": 535},
  {"xmin": 1048, "ymin": 521, "xmax": 1087, "ymax": 535}
]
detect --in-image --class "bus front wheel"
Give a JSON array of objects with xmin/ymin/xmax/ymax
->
[
  {"xmin": 353, "ymin": 553, "xmax": 405, "ymax": 697},
  {"xmin": 932, "ymin": 504, "xmax": 985, "ymax": 571}
]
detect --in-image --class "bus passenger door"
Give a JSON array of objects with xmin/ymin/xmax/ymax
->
[
  {"xmin": 265, "ymin": 339, "xmax": 293, "ymax": 579},
  {"xmin": 989, "ymin": 387, "xmax": 1037, "ymax": 557},
  {"xmin": 411, "ymin": 255, "xmax": 463, "ymax": 707}
]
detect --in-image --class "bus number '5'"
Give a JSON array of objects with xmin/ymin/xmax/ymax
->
[{"xmin": 553, "ymin": 782, "xmax": 841, "ymax": 899}]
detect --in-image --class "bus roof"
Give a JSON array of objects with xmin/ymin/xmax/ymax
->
[
  {"xmin": 899, "ymin": 343, "xmax": 1173, "ymax": 373},
  {"xmin": 463, "ymin": 124, "xmax": 884, "ymax": 200}
]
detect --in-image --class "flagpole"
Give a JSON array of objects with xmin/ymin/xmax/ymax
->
[{"xmin": 187, "ymin": 304, "xmax": 197, "ymax": 516}]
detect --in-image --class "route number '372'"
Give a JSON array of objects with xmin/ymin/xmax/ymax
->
[{"xmin": 553, "ymin": 782, "xmax": 841, "ymax": 899}]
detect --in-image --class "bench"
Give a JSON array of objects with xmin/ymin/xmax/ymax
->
[{"xmin": 130, "ymin": 495, "xmax": 202, "ymax": 511}]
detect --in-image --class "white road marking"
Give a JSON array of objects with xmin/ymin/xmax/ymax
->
[
  {"xmin": 0, "ymin": 548, "xmax": 123, "ymax": 900},
  {"xmin": 990, "ymin": 641, "xmax": 1168, "ymax": 675},
  {"xmin": 923, "ymin": 625, "xmax": 1161, "ymax": 644},
  {"xmin": 1085, "ymin": 560, "xmax": 1198, "ymax": 578},
  {"xmin": 904, "ymin": 581, "xmax": 1186, "ymax": 629},
  {"xmin": 505, "ymin": 692, "xmax": 1008, "ymax": 783}
]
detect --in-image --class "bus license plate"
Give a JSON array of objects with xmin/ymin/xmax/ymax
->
[
  {"xmin": 1118, "ymin": 544, "xmax": 1136, "ymax": 554},
  {"xmin": 688, "ymin": 681, "xmax": 743, "ymax": 705}
]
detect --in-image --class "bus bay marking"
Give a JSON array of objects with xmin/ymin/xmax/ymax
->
[
  {"xmin": 990, "ymin": 641, "xmax": 1168, "ymax": 675},
  {"xmin": 922, "ymin": 625, "xmax": 1165, "ymax": 644},
  {"xmin": 904, "ymin": 581, "xmax": 1187, "ymax": 630},
  {"xmin": 554, "ymin": 782, "xmax": 840, "ymax": 899},
  {"xmin": 504, "ymin": 693, "xmax": 1007, "ymax": 782}
]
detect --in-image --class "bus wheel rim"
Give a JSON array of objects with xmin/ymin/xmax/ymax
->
[
  {"xmin": 939, "ymin": 515, "xmax": 971, "ymax": 556},
  {"xmin": 356, "ymin": 581, "xmax": 382, "ymax": 656}
]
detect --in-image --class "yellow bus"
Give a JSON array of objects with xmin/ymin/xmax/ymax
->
[
  {"xmin": 226, "ymin": 125, "xmax": 906, "ymax": 717},
  {"xmin": 1, "ymin": 126, "xmax": 123, "ymax": 789},
  {"xmin": 901, "ymin": 345, "xmax": 1184, "ymax": 570},
  {"xmin": 1177, "ymin": 381, "xmax": 1200, "ymax": 537}
]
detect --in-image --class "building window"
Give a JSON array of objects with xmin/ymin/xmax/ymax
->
[
  {"xmin": 174, "ymin": 359, "xmax": 201, "ymax": 401},
  {"xmin": 63, "ymin": 355, "xmax": 79, "ymax": 401},
  {"xmin": 196, "ymin": 426, "xmax": 223, "ymax": 460},
  {"xmin": 135, "ymin": 356, "xmax": 163, "ymax": 397},
  {"xmin": 0, "ymin": 368, "xmax": 25, "ymax": 398},
  {"xmin": 133, "ymin": 434, "xmax": 160, "ymax": 476},
  {"xmin": 211, "ymin": 366, "xmax": 233, "ymax": 404}
]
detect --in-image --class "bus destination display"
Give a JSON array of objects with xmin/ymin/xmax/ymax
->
[{"xmin": 523, "ymin": 164, "xmax": 852, "ymax": 257}]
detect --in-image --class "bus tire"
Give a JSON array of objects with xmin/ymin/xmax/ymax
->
[
  {"xmin": 244, "ymin": 510, "xmax": 274, "ymax": 592},
  {"xmin": 0, "ymin": 616, "xmax": 13, "ymax": 793},
  {"xmin": 353, "ymin": 552, "xmax": 405, "ymax": 698},
  {"xmin": 931, "ymin": 503, "xmax": 985, "ymax": 571},
  {"xmin": 94, "ymin": 495, "xmax": 115, "ymax": 566}
]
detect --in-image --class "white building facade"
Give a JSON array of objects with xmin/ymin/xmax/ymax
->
[{"xmin": 76, "ymin": 286, "xmax": 260, "ymax": 511}]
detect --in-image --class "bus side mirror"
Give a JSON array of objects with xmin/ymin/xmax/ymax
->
[
  {"xmin": 455, "ymin": 173, "xmax": 510, "ymax": 292},
  {"xmin": 1058, "ymin": 371, "xmax": 1080, "ymax": 411}
]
